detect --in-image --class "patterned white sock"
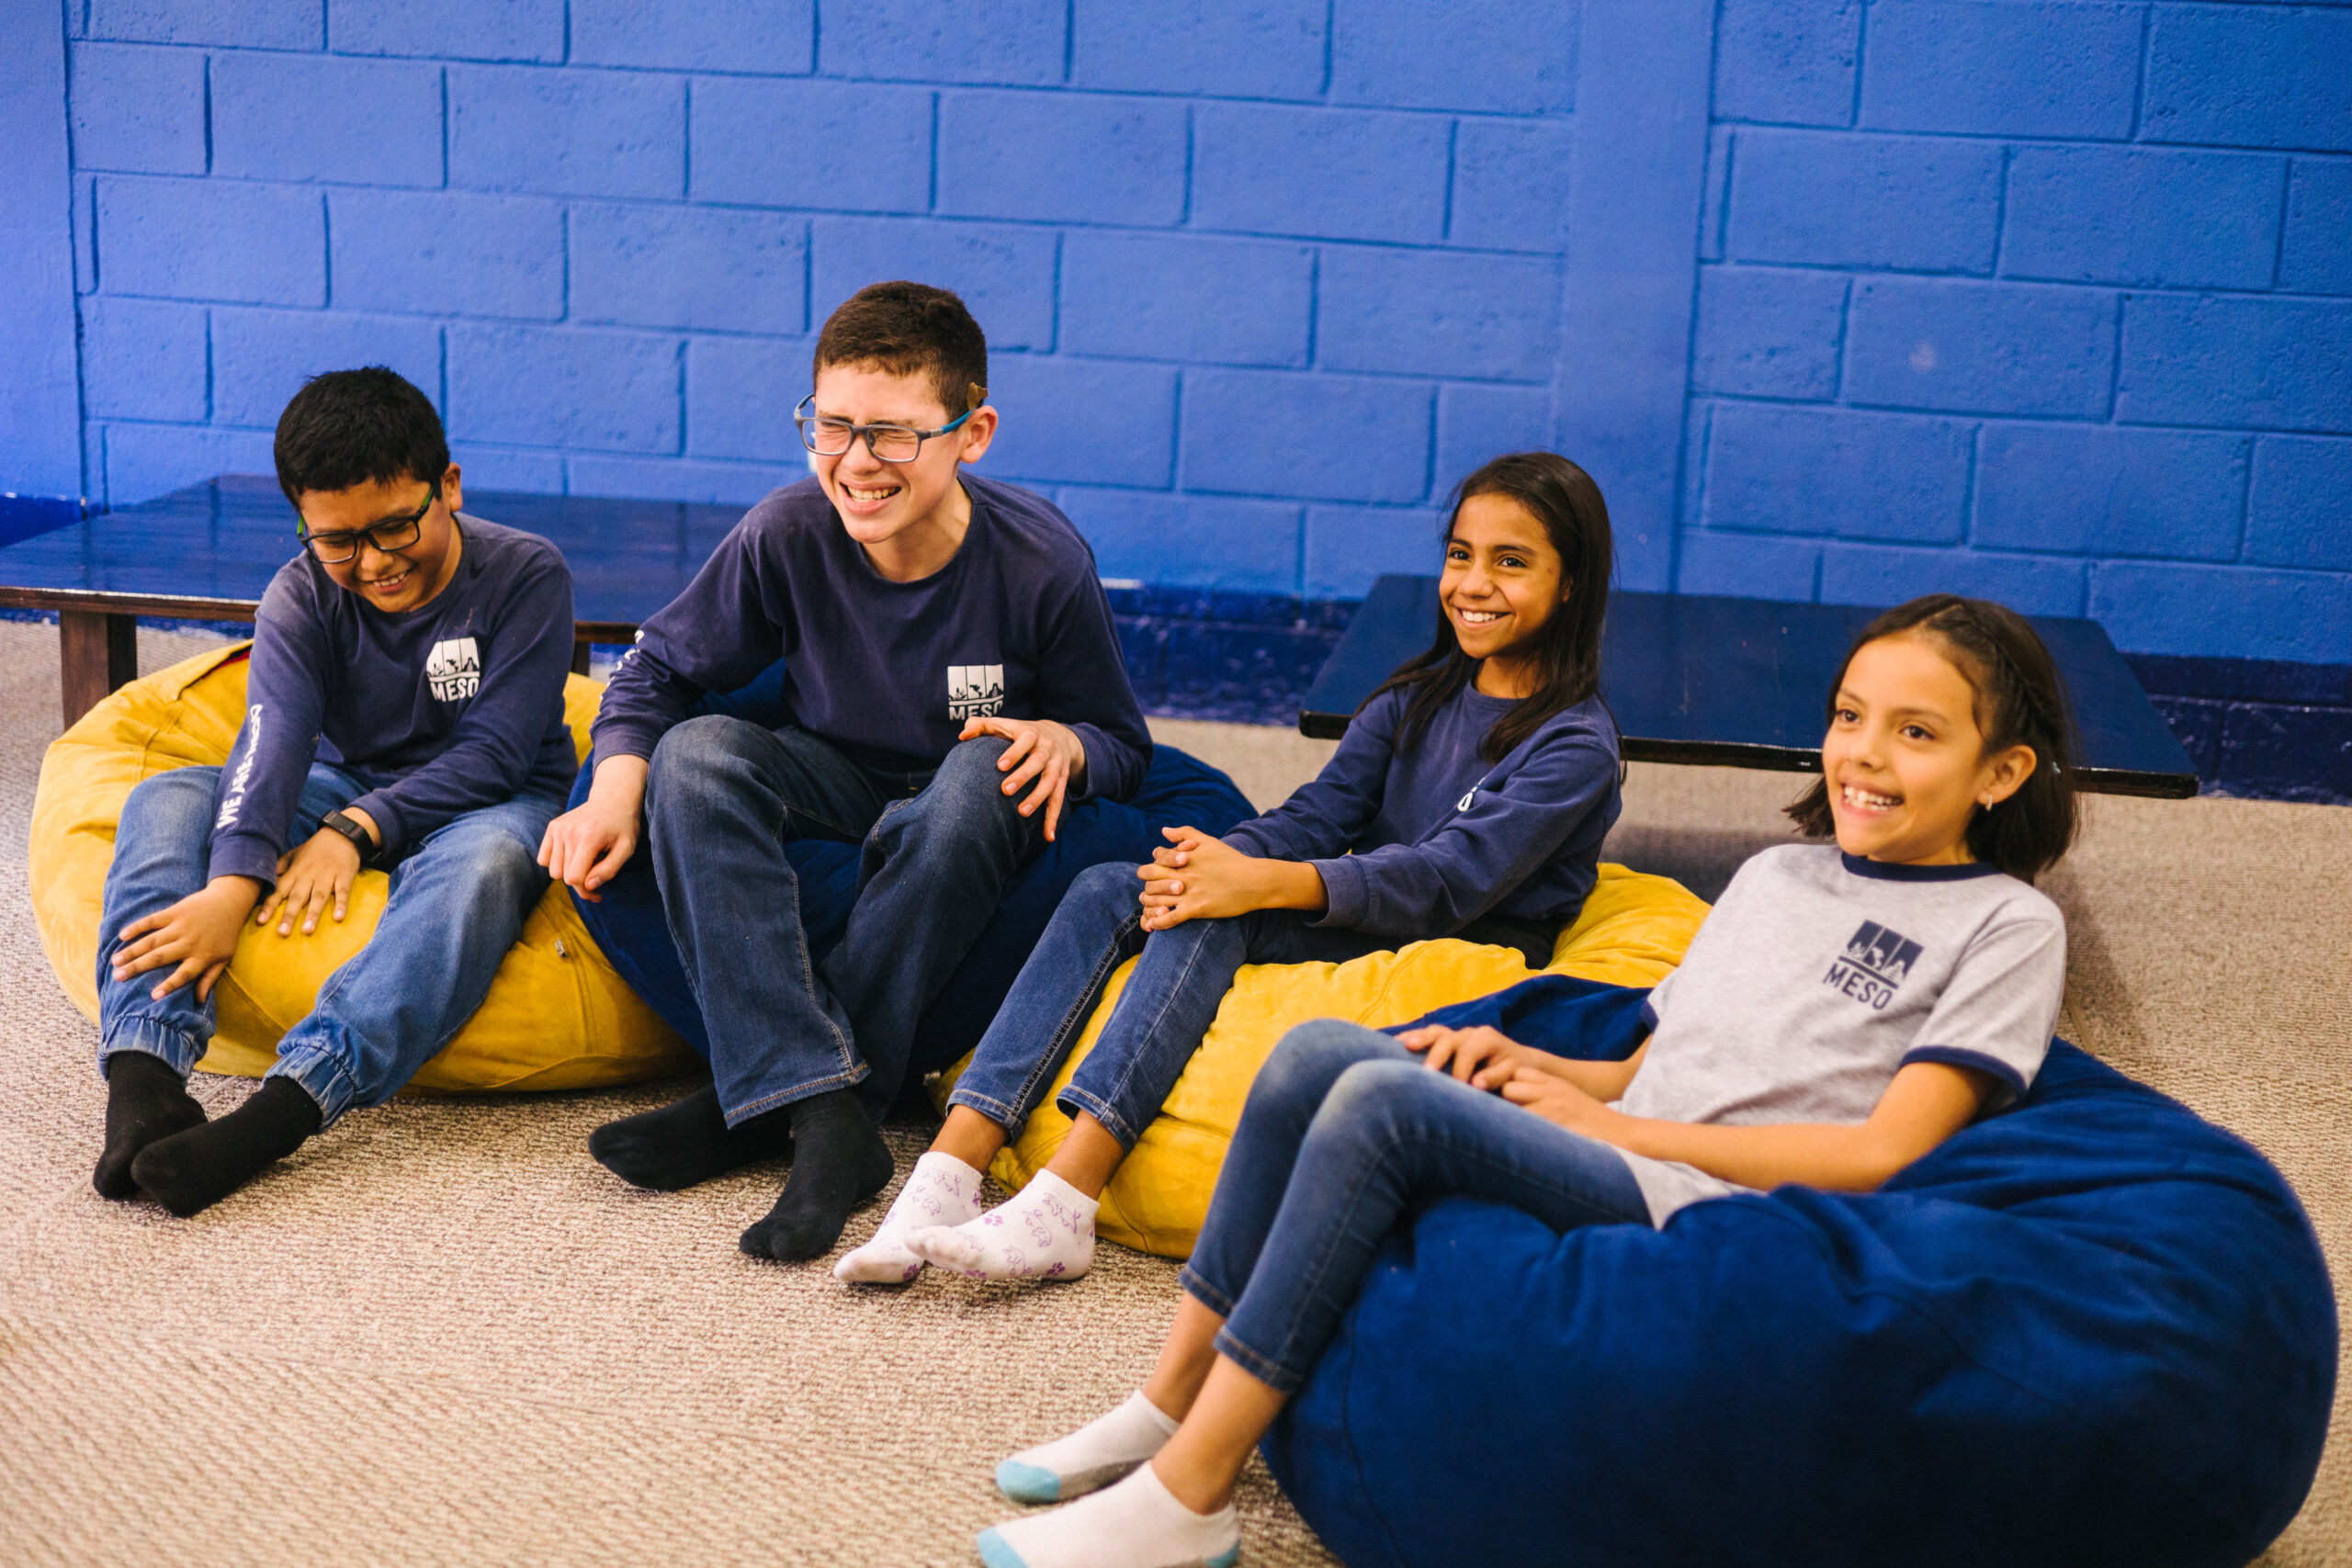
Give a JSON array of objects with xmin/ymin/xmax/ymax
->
[
  {"xmin": 831, "ymin": 1151, "xmax": 982, "ymax": 1285},
  {"xmin": 996, "ymin": 1391, "xmax": 1182, "ymax": 1504},
  {"xmin": 903, "ymin": 1168, "xmax": 1097, "ymax": 1281},
  {"xmin": 978, "ymin": 1462, "xmax": 1239, "ymax": 1568}
]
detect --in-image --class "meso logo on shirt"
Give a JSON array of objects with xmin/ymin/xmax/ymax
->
[
  {"xmin": 426, "ymin": 637, "xmax": 481, "ymax": 702},
  {"xmin": 948, "ymin": 663, "xmax": 1004, "ymax": 721}
]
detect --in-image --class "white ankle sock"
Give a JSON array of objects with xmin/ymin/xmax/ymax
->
[
  {"xmin": 831, "ymin": 1151, "xmax": 982, "ymax": 1284},
  {"xmin": 903, "ymin": 1168, "xmax": 1097, "ymax": 1281},
  {"xmin": 978, "ymin": 1462, "xmax": 1239, "ymax": 1568},
  {"xmin": 997, "ymin": 1391, "xmax": 1181, "ymax": 1504}
]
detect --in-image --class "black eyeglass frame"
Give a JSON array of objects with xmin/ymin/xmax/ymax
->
[
  {"xmin": 296, "ymin": 478, "xmax": 440, "ymax": 565},
  {"xmin": 792, "ymin": 392, "xmax": 977, "ymax": 464}
]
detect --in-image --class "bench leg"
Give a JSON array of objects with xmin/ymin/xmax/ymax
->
[
  {"xmin": 571, "ymin": 636, "xmax": 593, "ymax": 677},
  {"xmin": 60, "ymin": 610, "xmax": 139, "ymax": 728}
]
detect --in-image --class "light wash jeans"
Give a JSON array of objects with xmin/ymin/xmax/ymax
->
[
  {"xmin": 96, "ymin": 761, "xmax": 564, "ymax": 1126},
  {"xmin": 1181, "ymin": 1018, "xmax": 1650, "ymax": 1394},
  {"xmin": 639, "ymin": 716, "xmax": 1046, "ymax": 1126}
]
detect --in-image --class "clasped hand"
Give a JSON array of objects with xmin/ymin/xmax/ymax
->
[{"xmin": 1136, "ymin": 827, "xmax": 1270, "ymax": 931}]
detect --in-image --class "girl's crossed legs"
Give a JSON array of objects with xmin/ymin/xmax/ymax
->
[{"xmin": 976, "ymin": 1018, "xmax": 1649, "ymax": 1568}]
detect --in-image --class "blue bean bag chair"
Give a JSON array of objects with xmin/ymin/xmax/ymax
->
[
  {"xmin": 1266, "ymin": 975, "xmax": 2338, "ymax": 1568},
  {"xmin": 570, "ymin": 662, "xmax": 1255, "ymax": 1090}
]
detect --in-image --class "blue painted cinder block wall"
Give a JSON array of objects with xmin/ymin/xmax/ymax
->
[{"xmin": 10, "ymin": 0, "xmax": 2350, "ymax": 788}]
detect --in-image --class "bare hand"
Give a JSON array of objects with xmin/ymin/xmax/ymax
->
[
  {"xmin": 961, "ymin": 716, "xmax": 1087, "ymax": 842},
  {"xmin": 1500, "ymin": 1066, "xmax": 1615, "ymax": 1137},
  {"xmin": 540, "ymin": 757, "xmax": 645, "ymax": 902},
  {"xmin": 111, "ymin": 875, "xmax": 262, "ymax": 1002},
  {"xmin": 1398, "ymin": 1023, "xmax": 1548, "ymax": 1089},
  {"xmin": 258, "ymin": 828, "xmax": 363, "ymax": 936}
]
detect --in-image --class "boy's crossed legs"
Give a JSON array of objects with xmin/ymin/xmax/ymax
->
[
  {"xmin": 592, "ymin": 715, "xmax": 1046, "ymax": 1261},
  {"xmin": 96, "ymin": 761, "xmax": 563, "ymax": 1215}
]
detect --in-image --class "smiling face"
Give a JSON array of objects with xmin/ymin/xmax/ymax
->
[
  {"xmin": 1822, "ymin": 632, "xmax": 2037, "ymax": 865},
  {"xmin": 1440, "ymin": 491, "xmax": 1571, "ymax": 698},
  {"xmin": 296, "ymin": 464, "xmax": 464, "ymax": 615},
  {"xmin": 808, "ymin": 360, "xmax": 997, "ymax": 581}
]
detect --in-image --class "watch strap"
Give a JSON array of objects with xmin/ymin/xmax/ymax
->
[{"xmin": 320, "ymin": 809, "xmax": 378, "ymax": 867}]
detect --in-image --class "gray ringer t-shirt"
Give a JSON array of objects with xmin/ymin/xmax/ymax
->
[{"xmin": 1614, "ymin": 844, "xmax": 2065, "ymax": 1224}]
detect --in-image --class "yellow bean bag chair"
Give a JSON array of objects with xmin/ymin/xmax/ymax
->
[
  {"xmin": 933, "ymin": 863, "xmax": 1711, "ymax": 1258},
  {"xmin": 29, "ymin": 642, "xmax": 695, "ymax": 1091}
]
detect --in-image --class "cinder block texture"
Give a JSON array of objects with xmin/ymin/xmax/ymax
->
[
  {"xmin": 1726, "ymin": 130, "xmax": 2002, "ymax": 273},
  {"xmin": 447, "ymin": 324, "xmax": 681, "ymax": 454},
  {"xmin": 1193, "ymin": 104, "xmax": 1451, "ymax": 244},
  {"xmin": 2119, "ymin": 297, "xmax": 2352, "ymax": 434},
  {"xmin": 1820, "ymin": 542, "xmax": 2086, "ymax": 616},
  {"xmin": 570, "ymin": 0, "xmax": 813, "ymax": 74},
  {"xmin": 936, "ymin": 92, "xmax": 1187, "ymax": 227},
  {"xmin": 1183, "ymin": 371, "xmax": 1433, "ymax": 505},
  {"xmin": 1059, "ymin": 489, "xmax": 1303, "ymax": 592},
  {"xmin": 98, "ymin": 177, "xmax": 324, "ymax": 305},
  {"xmin": 1071, "ymin": 0, "xmax": 1326, "ymax": 100},
  {"xmin": 1304, "ymin": 503, "xmax": 1446, "ymax": 597},
  {"xmin": 210, "ymin": 51, "xmax": 443, "ymax": 186},
  {"xmin": 88, "ymin": 0, "xmax": 320, "ymax": 50},
  {"xmin": 808, "ymin": 218, "xmax": 1056, "ymax": 352},
  {"xmin": 685, "ymin": 335, "xmax": 812, "ymax": 462},
  {"xmin": 1435, "ymin": 385, "xmax": 1553, "ymax": 494},
  {"xmin": 1973, "ymin": 425, "xmax": 2247, "ymax": 562},
  {"xmin": 2001, "ymin": 148, "xmax": 2288, "ymax": 291},
  {"xmin": 1678, "ymin": 529, "xmax": 1821, "ymax": 601},
  {"xmin": 1329, "ymin": 0, "xmax": 1576, "ymax": 115},
  {"xmin": 105, "ymin": 423, "xmax": 278, "ymax": 505},
  {"xmin": 983, "ymin": 356, "xmax": 1179, "ymax": 490},
  {"xmin": 1692, "ymin": 265, "xmax": 1847, "ymax": 399},
  {"xmin": 330, "ymin": 0, "xmax": 564, "ymax": 62},
  {"xmin": 1704, "ymin": 404, "xmax": 1973, "ymax": 543},
  {"xmin": 1058, "ymin": 233, "xmax": 1312, "ymax": 367},
  {"xmin": 1713, "ymin": 0, "xmax": 1859, "ymax": 128},
  {"xmin": 2091, "ymin": 563, "xmax": 2352, "ymax": 665},
  {"xmin": 2246, "ymin": 438, "xmax": 2352, "ymax": 573},
  {"xmin": 329, "ymin": 190, "xmax": 564, "ymax": 320},
  {"xmin": 1449, "ymin": 119, "xmax": 1575, "ymax": 253},
  {"xmin": 570, "ymin": 204, "xmax": 808, "ymax": 335},
  {"xmin": 818, "ymin": 0, "xmax": 1066, "ymax": 86},
  {"xmin": 2280, "ymin": 162, "xmax": 2352, "ymax": 296},
  {"xmin": 210, "ymin": 308, "xmax": 441, "ymax": 429},
  {"xmin": 1843, "ymin": 277, "xmax": 2115, "ymax": 420},
  {"xmin": 1316, "ymin": 250, "xmax": 1560, "ymax": 381},
  {"xmin": 67, "ymin": 43, "xmax": 207, "ymax": 174},
  {"xmin": 1859, "ymin": 1, "xmax": 2142, "ymax": 140},
  {"xmin": 78, "ymin": 295, "xmax": 208, "ymax": 423},
  {"xmin": 690, "ymin": 80, "xmax": 933, "ymax": 212},
  {"xmin": 2143, "ymin": 7, "xmax": 2352, "ymax": 154},
  {"xmin": 448, "ymin": 67, "xmax": 683, "ymax": 199}
]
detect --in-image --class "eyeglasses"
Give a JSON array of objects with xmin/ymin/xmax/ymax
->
[
  {"xmin": 794, "ymin": 393, "xmax": 976, "ymax": 464},
  {"xmin": 298, "ymin": 480, "xmax": 437, "ymax": 565}
]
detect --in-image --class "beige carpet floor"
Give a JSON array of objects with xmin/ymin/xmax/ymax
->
[{"xmin": 0, "ymin": 620, "xmax": 2342, "ymax": 1566}]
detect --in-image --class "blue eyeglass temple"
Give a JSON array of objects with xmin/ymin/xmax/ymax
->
[{"xmin": 795, "ymin": 396, "xmax": 975, "ymax": 439}]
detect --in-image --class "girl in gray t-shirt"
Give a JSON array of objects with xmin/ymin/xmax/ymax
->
[{"xmin": 964, "ymin": 594, "xmax": 2085, "ymax": 1568}]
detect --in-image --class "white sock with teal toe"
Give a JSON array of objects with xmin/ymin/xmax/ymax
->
[
  {"xmin": 903, "ymin": 1168, "xmax": 1097, "ymax": 1281},
  {"xmin": 832, "ymin": 1151, "xmax": 982, "ymax": 1285},
  {"xmin": 978, "ymin": 1462, "xmax": 1239, "ymax": 1568},
  {"xmin": 998, "ymin": 1391, "xmax": 1181, "ymax": 1503}
]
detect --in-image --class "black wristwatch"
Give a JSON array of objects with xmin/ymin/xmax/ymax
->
[{"xmin": 320, "ymin": 809, "xmax": 379, "ymax": 867}]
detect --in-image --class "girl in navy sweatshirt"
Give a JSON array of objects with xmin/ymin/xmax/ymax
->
[{"xmin": 834, "ymin": 452, "xmax": 1624, "ymax": 1288}]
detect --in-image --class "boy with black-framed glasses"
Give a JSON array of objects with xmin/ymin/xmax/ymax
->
[
  {"xmin": 92, "ymin": 367, "xmax": 580, "ymax": 1215},
  {"xmin": 540, "ymin": 280, "xmax": 1151, "ymax": 1265}
]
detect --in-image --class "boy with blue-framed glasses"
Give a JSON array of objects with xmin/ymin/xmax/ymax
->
[
  {"xmin": 541, "ymin": 280, "xmax": 1151, "ymax": 1265},
  {"xmin": 94, "ymin": 367, "xmax": 580, "ymax": 1215}
]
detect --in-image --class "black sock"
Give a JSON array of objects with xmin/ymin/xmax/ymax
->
[
  {"xmin": 130, "ymin": 1076, "xmax": 322, "ymax": 1218},
  {"xmin": 739, "ymin": 1089, "xmax": 894, "ymax": 1263},
  {"xmin": 587, "ymin": 1083, "xmax": 793, "ymax": 1191},
  {"xmin": 94, "ymin": 1052, "xmax": 207, "ymax": 1201}
]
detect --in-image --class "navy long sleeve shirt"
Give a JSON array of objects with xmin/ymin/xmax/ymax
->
[
  {"xmin": 209, "ymin": 516, "xmax": 580, "ymax": 887},
  {"xmin": 1224, "ymin": 682, "xmax": 1623, "ymax": 938},
  {"xmin": 590, "ymin": 475, "xmax": 1152, "ymax": 802}
]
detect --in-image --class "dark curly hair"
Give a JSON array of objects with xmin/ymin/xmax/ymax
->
[{"xmin": 1785, "ymin": 594, "xmax": 2079, "ymax": 883}]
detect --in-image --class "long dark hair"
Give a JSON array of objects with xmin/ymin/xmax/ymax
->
[
  {"xmin": 1364, "ymin": 452, "xmax": 1614, "ymax": 764},
  {"xmin": 1786, "ymin": 594, "xmax": 2079, "ymax": 882}
]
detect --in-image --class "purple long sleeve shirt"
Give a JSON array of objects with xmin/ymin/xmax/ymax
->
[
  {"xmin": 209, "ymin": 515, "xmax": 579, "ymax": 887},
  {"xmin": 590, "ymin": 475, "xmax": 1151, "ymax": 801},
  {"xmin": 1225, "ymin": 682, "xmax": 1623, "ymax": 938}
]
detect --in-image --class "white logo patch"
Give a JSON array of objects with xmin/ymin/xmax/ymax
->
[
  {"xmin": 426, "ymin": 637, "xmax": 481, "ymax": 702},
  {"xmin": 948, "ymin": 663, "xmax": 1004, "ymax": 722}
]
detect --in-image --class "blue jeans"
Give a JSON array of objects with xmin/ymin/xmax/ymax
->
[
  {"xmin": 641, "ymin": 715, "xmax": 1046, "ymax": 1126},
  {"xmin": 95, "ymin": 761, "xmax": 564, "ymax": 1127},
  {"xmin": 1181, "ymin": 1019, "xmax": 1650, "ymax": 1394},
  {"xmin": 945, "ymin": 860, "xmax": 1398, "ymax": 1148}
]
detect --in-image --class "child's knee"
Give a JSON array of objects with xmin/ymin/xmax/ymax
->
[
  {"xmin": 1253, "ymin": 1019, "xmax": 1398, "ymax": 1111},
  {"xmin": 1313, "ymin": 1057, "xmax": 1428, "ymax": 1132},
  {"xmin": 647, "ymin": 714, "xmax": 758, "ymax": 795}
]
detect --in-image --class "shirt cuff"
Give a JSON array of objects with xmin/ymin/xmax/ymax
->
[
  {"xmin": 207, "ymin": 834, "xmax": 282, "ymax": 892},
  {"xmin": 1065, "ymin": 721, "xmax": 1110, "ymax": 804},
  {"xmin": 1306, "ymin": 855, "xmax": 1366, "ymax": 930},
  {"xmin": 1900, "ymin": 1045, "xmax": 2030, "ymax": 1107},
  {"xmin": 345, "ymin": 790, "xmax": 407, "ymax": 859}
]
